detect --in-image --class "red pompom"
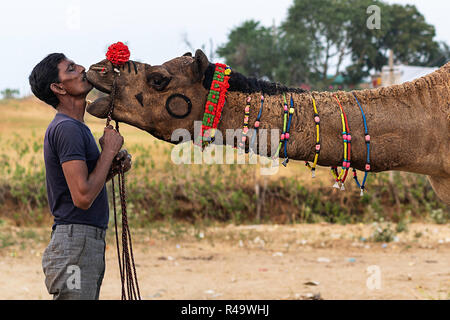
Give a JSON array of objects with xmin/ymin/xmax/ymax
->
[{"xmin": 106, "ymin": 42, "xmax": 130, "ymax": 66}]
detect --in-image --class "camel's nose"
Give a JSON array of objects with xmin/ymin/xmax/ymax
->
[
  {"xmin": 88, "ymin": 59, "xmax": 110, "ymax": 74},
  {"xmin": 86, "ymin": 60, "xmax": 114, "ymax": 95},
  {"xmin": 89, "ymin": 65, "xmax": 108, "ymax": 74}
]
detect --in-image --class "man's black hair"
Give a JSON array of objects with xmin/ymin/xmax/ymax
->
[{"xmin": 29, "ymin": 53, "xmax": 67, "ymax": 109}]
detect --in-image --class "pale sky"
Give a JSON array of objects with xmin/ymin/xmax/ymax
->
[{"xmin": 1, "ymin": 0, "xmax": 448, "ymax": 96}]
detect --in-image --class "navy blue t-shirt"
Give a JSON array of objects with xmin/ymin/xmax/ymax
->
[{"xmin": 43, "ymin": 113, "xmax": 109, "ymax": 230}]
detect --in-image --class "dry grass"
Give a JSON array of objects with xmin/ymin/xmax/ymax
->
[
  {"xmin": 0, "ymin": 96, "xmax": 333, "ymax": 185},
  {"xmin": 2, "ymin": 97, "xmax": 446, "ymax": 227}
]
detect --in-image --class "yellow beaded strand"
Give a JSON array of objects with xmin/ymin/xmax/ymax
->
[{"xmin": 305, "ymin": 95, "xmax": 321, "ymax": 177}]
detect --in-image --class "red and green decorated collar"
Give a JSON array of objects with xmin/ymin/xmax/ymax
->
[{"xmin": 196, "ymin": 63, "xmax": 231, "ymax": 148}]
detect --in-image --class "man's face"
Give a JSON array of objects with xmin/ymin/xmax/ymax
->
[{"xmin": 56, "ymin": 59, "xmax": 92, "ymax": 97}]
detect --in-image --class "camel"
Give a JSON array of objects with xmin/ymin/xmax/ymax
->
[{"xmin": 85, "ymin": 50, "xmax": 450, "ymax": 205}]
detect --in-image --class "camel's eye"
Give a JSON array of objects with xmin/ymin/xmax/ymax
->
[{"xmin": 147, "ymin": 72, "xmax": 171, "ymax": 91}]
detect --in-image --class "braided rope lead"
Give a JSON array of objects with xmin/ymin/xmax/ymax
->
[
  {"xmin": 108, "ymin": 64, "xmax": 141, "ymax": 300},
  {"xmin": 119, "ymin": 167, "xmax": 141, "ymax": 300},
  {"xmin": 352, "ymin": 93, "xmax": 371, "ymax": 196},
  {"xmin": 111, "ymin": 177, "xmax": 125, "ymax": 299},
  {"xmin": 106, "ymin": 66, "xmax": 120, "ymax": 128}
]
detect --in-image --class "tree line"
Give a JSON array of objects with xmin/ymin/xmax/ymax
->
[{"xmin": 216, "ymin": 0, "xmax": 449, "ymax": 90}]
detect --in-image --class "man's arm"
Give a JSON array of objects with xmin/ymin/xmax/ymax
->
[{"xmin": 62, "ymin": 125, "xmax": 123, "ymax": 210}]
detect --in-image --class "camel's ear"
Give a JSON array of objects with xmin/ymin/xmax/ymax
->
[
  {"xmin": 183, "ymin": 52, "xmax": 192, "ymax": 57},
  {"xmin": 192, "ymin": 49, "xmax": 209, "ymax": 81}
]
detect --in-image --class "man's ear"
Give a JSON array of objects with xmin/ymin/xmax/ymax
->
[
  {"xmin": 192, "ymin": 49, "xmax": 209, "ymax": 81},
  {"xmin": 50, "ymin": 82, "xmax": 66, "ymax": 96}
]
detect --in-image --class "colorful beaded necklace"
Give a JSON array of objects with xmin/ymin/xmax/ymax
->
[
  {"xmin": 274, "ymin": 94, "xmax": 294, "ymax": 166},
  {"xmin": 352, "ymin": 93, "xmax": 371, "ymax": 196},
  {"xmin": 305, "ymin": 95, "xmax": 321, "ymax": 178},
  {"xmin": 249, "ymin": 95, "xmax": 264, "ymax": 155},
  {"xmin": 283, "ymin": 96, "xmax": 295, "ymax": 166},
  {"xmin": 239, "ymin": 97, "xmax": 251, "ymax": 149},
  {"xmin": 331, "ymin": 95, "xmax": 351, "ymax": 190},
  {"xmin": 196, "ymin": 63, "xmax": 231, "ymax": 148}
]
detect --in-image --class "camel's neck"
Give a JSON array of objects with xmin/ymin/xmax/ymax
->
[{"xmin": 215, "ymin": 72, "xmax": 447, "ymax": 176}]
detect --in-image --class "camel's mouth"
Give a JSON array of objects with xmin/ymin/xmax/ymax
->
[
  {"xmin": 86, "ymin": 95, "xmax": 111, "ymax": 118},
  {"xmin": 85, "ymin": 65, "xmax": 114, "ymax": 118}
]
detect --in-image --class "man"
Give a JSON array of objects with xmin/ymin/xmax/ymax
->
[{"xmin": 29, "ymin": 53, "xmax": 131, "ymax": 299}]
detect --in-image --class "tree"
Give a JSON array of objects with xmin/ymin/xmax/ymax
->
[
  {"xmin": 217, "ymin": 0, "xmax": 448, "ymax": 88},
  {"xmin": 216, "ymin": 20, "xmax": 282, "ymax": 81},
  {"xmin": 1, "ymin": 88, "xmax": 20, "ymax": 99},
  {"xmin": 282, "ymin": 0, "xmax": 355, "ymax": 86},
  {"xmin": 345, "ymin": 1, "xmax": 443, "ymax": 81},
  {"xmin": 344, "ymin": 0, "xmax": 389, "ymax": 83},
  {"xmin": 428, "ymin": 42, "xmax": 450, "ymax": 67}
]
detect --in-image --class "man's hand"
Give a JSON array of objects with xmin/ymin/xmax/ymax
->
[
  {"xmin": 99, "ymin": 125, "xmax": 123, "ymax": 156},
  {"xmin": 111, "ymin": 149, "xmax": 132, "ymax": 174},
  {"xmin": 99, "ymin": 127, "xmax": 130, "ymax": 181}
]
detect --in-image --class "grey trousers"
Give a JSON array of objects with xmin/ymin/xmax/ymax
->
[{"xmin": 42, "ymin": 224, "xmax": 106, "ymax": 300}]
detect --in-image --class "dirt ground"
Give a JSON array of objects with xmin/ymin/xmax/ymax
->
[{"xmin": 0, "ymin": 222, "xmax": 449, "ymax": 300}]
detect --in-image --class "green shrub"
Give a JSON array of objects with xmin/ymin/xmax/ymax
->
[
  {"xmin": 1, "ymin": 135, "xmax": 448, "ymax": 226},
  {"xmin": 430, "ymin": 209, "xmax": 448, "ymax": 224},
  {"xmin": 371, "ymin": 223, "xmax": 396, "ymax": 242}
]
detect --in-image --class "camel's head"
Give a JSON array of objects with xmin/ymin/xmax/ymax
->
[{"xmin": 86, "ymin": 49, "xmax": 211, "ymax": 141}]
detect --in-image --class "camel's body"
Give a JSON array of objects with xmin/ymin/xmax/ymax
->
[{"xmin": 86, "ymin": 50, "xmax": 450, "ymax": 205}]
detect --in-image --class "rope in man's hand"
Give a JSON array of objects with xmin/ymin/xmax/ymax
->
[
  {"xmin": 105, "ymin": 41, "xmax": 140, "ymax": 300},
  {"xmin": 108, "ymin": 122, "xmax": 141, "ymax": 300}
]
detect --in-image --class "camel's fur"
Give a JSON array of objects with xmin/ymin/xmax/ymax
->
[{"xmin": 86, "ymin": 50, "xmax": 450, "ymax": 205}]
